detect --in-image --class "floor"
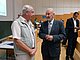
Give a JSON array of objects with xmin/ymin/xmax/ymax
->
[{"xmin": 35, "ymin": 37, "xmax": 66, "ymax": 60}]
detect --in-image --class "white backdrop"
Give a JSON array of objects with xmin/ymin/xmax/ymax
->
[
  {"xmin": 0, "ymin": 0, "xmax": 80, "ymax": 21},
  {"xmin": 27, "ymin": 0, "xmax": 80, "ymax": 15}
]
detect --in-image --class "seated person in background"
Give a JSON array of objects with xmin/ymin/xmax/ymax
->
[
  {"xmin": 38, "ymin": 20, "xmax": 43, "ymax": 28},
  {"xmin": 34, "ymin": 18, "xmax": 38, "ymax": 29},
  {"xmin": 39, "ymin": 20, "xmax": 43, "ymax": 24}
]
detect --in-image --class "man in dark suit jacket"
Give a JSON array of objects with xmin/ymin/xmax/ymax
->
[
  {"xmin": 38, "ymin": 8, "xmax": 66, "ymax": 60},
  {"xmin": 66, "ymin": 12, "xmax": 79, "ymax": 60}
]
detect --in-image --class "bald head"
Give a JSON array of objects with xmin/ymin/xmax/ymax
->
[{"xmin": 46, "ymin": 8, "xmax": 55, "ymax": 21}]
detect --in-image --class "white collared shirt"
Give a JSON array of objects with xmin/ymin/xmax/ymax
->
[{"xmin": 73, "ymin": 18, "xmax": 77, "ymax": 32}]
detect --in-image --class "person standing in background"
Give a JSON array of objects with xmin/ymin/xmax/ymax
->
[
  {"xmin": 34, "ymin": 18, "xmax": 38, "ymax": 29},
  {"xmin": 38, "ymin": 8, "xmax": 66, "ymax": 60},
  {"xmin": 11, "ymin": 5, "xmax": 37, "ymax": 60},
  {"xmin": 66, "ymin": 12, "xmax": 79, "ymax": 60}
]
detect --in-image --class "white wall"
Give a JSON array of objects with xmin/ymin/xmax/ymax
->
[
  {"xmin": 14, "ymin": 0, "xmax": 30, "ymax": 20},
  {"xmin": 0, "ymin": 0, "xmax": 80, "ymax": 21},
  {"xmin": 27, "ymin": 0, "xmax": 80, "ymax": 15},
  {"xmin": 14, "ymin": 0, "xmax": 23, "ymax": 20},
  {"xmin": 0, "ymin": 0, "xmax": 29, "ymax": 21}
]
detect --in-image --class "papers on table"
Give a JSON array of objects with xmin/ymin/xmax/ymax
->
[{"xmin": 0, "ymin": 41, "xmax": 14, "ymax": 49}]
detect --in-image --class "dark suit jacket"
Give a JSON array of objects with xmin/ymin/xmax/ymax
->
[
  {"xmin": 66, "ymin": 18, "xmax": 79, "ymax": 38},
  {"xmin": 38, "ymin": 20, "xmax": 66, "ymax": 57}
]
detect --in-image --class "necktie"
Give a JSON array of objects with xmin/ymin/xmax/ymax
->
[{"xmin": 48, "ymin": 22, "xmax": 52, "ymax": 34}]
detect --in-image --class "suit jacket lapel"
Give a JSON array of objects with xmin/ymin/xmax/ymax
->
[
  {"xmin": 71, "ymin": 18, "xmax": 74, "ymax": 27},
  {"xmin": 46, "ymin": 21, "xmax": 48, "ymax": 34},
  {"xmin": 76, "ymin": 19, "xmax": 79, "ymax": 27}
]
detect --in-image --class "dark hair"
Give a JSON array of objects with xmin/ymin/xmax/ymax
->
[{"xmin": 73, "ymin": 12, "xmax": 79, "ymax": 15}]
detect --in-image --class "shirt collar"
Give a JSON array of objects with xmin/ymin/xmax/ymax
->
[
  {"xmin": 19, "ymin": 16, "xmax": 34, "ymax": 27},
  {"xmin": 73, "ymin": 18, "xmax": 76, "ymax": 21},
  {"xmin": 19, "ymin": 16, "xmax": 31, "ymax": 24},
  {"xmin": 48, "ymin": 19, "xmax": 54, "ymax": 25},
  {"xmin": 19, "ymin": 16, "xmax": 28, "ymax": 22}
]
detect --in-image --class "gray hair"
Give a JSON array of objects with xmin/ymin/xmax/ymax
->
[
  {"xmin": 22, "ymin": 5, "xmax": 34, "ymax": 14},
  {"xmin": 46, "ymin": 8, "xmax": 55, "ymax": 14}
]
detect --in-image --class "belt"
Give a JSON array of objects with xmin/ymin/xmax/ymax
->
[{"xmin": 32, "ymin": 47, "xmax": 35, "ymax": 49}]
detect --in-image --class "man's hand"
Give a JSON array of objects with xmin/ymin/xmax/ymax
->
[
  {"xmin": 29, "ymin": 48, "xmax": 37, "ymax": 56},
  {"xmin": 45, "ymin": 35, "xmax": 53, "ymax": 41},
  {"xmin": 74, "ymin": 27, "xmax": 80, "ymax": 29}
]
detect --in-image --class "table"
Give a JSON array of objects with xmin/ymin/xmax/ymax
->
[{"xmin": 0, "ymin": 41, "xmax": 14, "ymax": 60}]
